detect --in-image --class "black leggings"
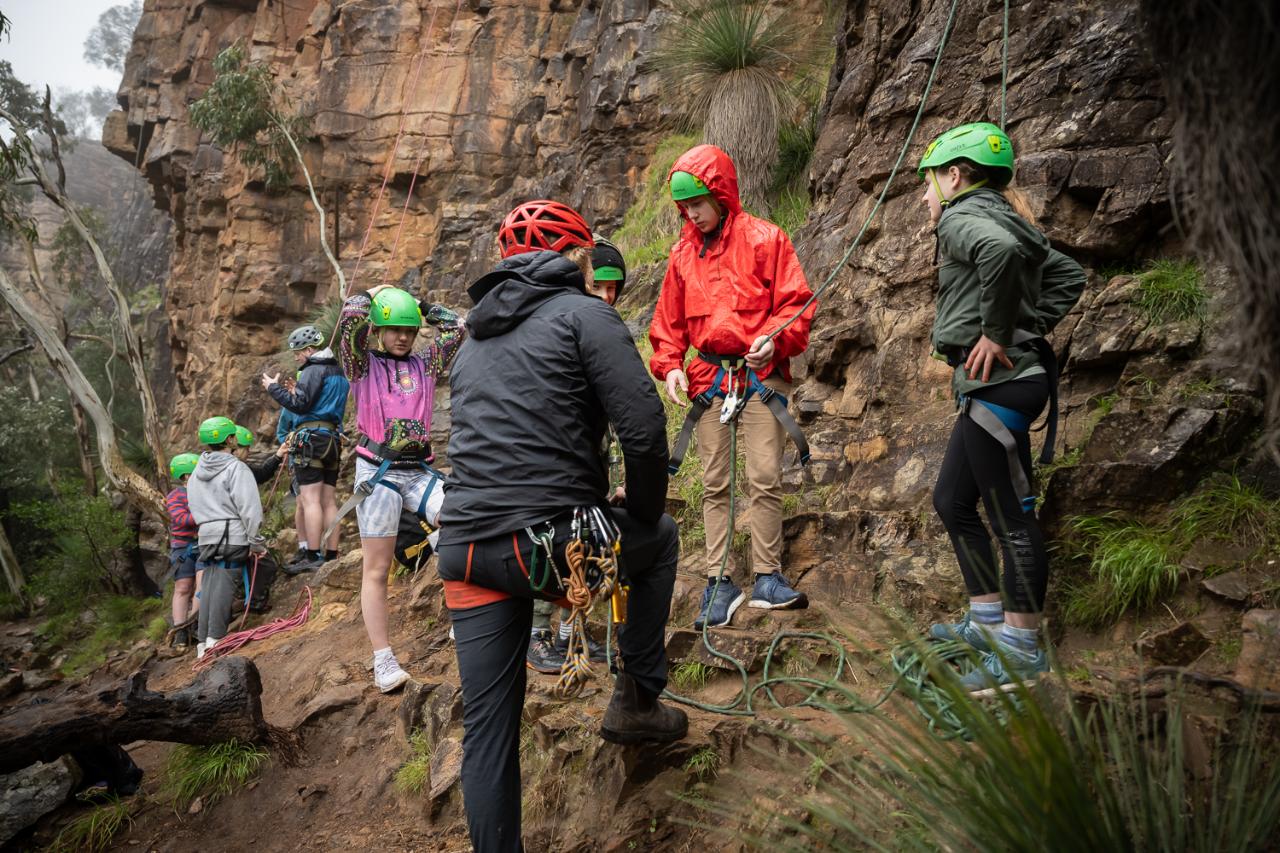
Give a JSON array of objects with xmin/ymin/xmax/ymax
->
[{"xmin": 932, "ymin": 376, "xmax": 1050, "ymax": 613}]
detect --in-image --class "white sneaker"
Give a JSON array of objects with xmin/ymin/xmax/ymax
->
[{"xmin": 373, "ymin": 653, "xmax": 411, "ymax": 693}]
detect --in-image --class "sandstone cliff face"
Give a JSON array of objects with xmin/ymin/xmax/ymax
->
[{"xmin": 109, "ymin": 0, "xmax": 823, "ymax": 445}]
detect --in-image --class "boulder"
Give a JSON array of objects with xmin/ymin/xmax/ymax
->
[
  {"xmin": 1134, "ymin": 622, "xmax": 1210, "ymax": 666},
  {"xmin": 0, "ymin": 758, "xmax": 80, "ymax": 846},
  {"xmin": 1235, "ymin": 609, "xmax": 1280, "ymax": 693}
]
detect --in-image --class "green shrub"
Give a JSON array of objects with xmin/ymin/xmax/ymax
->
[
  {"xmin": 47, "ymin": 796, "xmax": 132, "ymax": 853},
  {"xmin": 1062, "ymin": 514, "xmax": 1182, "ymax": 627},
  {"xmin": 770, "ymin": 183, "xmax": 811, "ymax": 235},
  {"xmin": 683, "ymin": 746, "xmax": 721, "ymax": 781},
  {"xmin": 163, "ymin": 739, "xmax": 269, "ymax": 810},
  {"xmin": 56, "ymin": 594, "xmax": 164, "ymax": 676},
  {"xmin": 1134, "ymin": 258, "xmax": 1207, "ymax": 324}
]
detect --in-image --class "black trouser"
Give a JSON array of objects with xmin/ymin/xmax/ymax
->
[
  {"xmin": 932, "ymin": 376, "xmax": 1049, "ymax": 613},
  {"xmin": 437, "ymin": 510, "xmax": 679, "ymax": 853}
]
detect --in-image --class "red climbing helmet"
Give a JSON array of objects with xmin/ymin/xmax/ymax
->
[{"xmin": 496, "ymin": 200, "xmax": 594, "ymax": 258}]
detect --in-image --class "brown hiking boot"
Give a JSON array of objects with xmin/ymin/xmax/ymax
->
[{"xmin": 600, "ymin": 673, "xmax": 688, "ymax": 745}]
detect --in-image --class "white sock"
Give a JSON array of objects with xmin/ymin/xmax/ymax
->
[
  {"xmin": 298, "ymin": 541, "xmax": 309, "ymax": 550},
  {"xmin": 557, "ymin": 621, "xmax": 572, "ymax": 641},
  {"xmin": 373, "ymin": 646, "xmax": 394, "ymax": 664}
]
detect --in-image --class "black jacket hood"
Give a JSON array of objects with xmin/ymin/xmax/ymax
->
[{"xmin": 466, "ymin": 251, "xmax": 586, "ymax": 340}]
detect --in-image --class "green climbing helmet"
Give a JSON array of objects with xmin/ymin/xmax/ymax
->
[
  {"xmin": 198, "ymin": 416, "xmax": 238, "ymax": 446},
  {"xmin": 236, "ymin": 425, "xmax": 254, "ymax": 447},
  {"xmin": 670, "ymin": 170, "xmax": 710, "ymax": 202},
  {"xmin": 370, "ymin": 288, "xmax": 423, "ymax": 328},
  {"xmin": 917, "ymin": 122, "xmax": 1015, "ymax": 187},
  {"xmin": 169, "ymin": 453, "xmax": 199, "ymax": 481}
]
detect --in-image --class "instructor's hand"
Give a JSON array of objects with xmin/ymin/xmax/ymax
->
[
  {"xmin": 260, "ymin": 372, "xmax": 280, "ymax": 391},
  {"xmin": 964, "ymin": 335, "xmax": 1014, "ymax": 383},
  {"xmin": 745, "ymin": 335, "xmax": 774, "ymax": 371},
  {"xmin": 665, "ymin": 369, "xmax": 689, "ymax": 408}
]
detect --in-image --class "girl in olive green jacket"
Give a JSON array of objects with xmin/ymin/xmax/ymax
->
[{"xmin": 918, "ymin": 122, "xmax": 1085, "ymax": 692}]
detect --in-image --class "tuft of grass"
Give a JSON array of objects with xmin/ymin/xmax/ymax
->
[
  {"xmin": 670, "ymin": 660, "xmax": 715, "ymax": 692},
  {"xmin": 683, "ymin": 746, "xmax": 721, "ymax": 781},
  {"xmin": 1179, "ymin": 377, "xmax": 1224, "ymax": 399},
  {"xmin": 1134, "ymin": 258, "xmax": 1208, "ymax": 324},
  {"xmin": 163, "ymin": 739, "xmax": 269, "ymax": 810},
  {"xmin": 47, "ymin": 797, "xmax": 132, "ymax": 853},
  {"xmin": 613, "ymin": 133, "xmax": 698, "ymax": 267},
  {"xmin": 146, "ymin": 615, "xmax": 169, "ymax": 643},
  {"xmin": 1172, "ymin": 473, "xmax": 1280, "ymax": 550},
  {"xmin": 395, "ymin": 729, "xmax": 434, "ymax": 794},
  {"xmin": 1062, "ymin": 514, "xmax": 1183, "ymax": 628},
  {"xmin": 742, "ymin": 652, "xmax": 1280, "ymax": 852},
  {"xmin": 770, "ymin": 183, "xmax": 812, "ymax": 235}
]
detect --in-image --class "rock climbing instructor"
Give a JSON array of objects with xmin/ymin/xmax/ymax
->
[
  {"xmin": 438, "ymin": 200, "xmax": 686, "ymax": 852},
  {"xmin": 649, "ymin": 144, "xmax": 816, "ymax": 630},
  {"xmin": 261, "ymin": 324, "xmax": 350, "ymax": 574},
  {"xmin": 918, "ymin": 121, "xmax": 1085, "ymax": 690}
]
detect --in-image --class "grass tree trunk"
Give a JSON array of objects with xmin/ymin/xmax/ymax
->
[
  {"xmin": 0, "ymin": 265, "xmax": 166, "ymax": 521},
  {"xmin": 1, "ymin": 107, "xmax": 168, "ymax": 485},
  {"xmin": 704, "ymin": 72, "xmax": 780, "ymax": 215}
]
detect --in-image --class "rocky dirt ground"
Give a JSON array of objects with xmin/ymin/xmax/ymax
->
[{"xmin": 4, "ymin": 522, "xmax": 1277, "ymax": 852}]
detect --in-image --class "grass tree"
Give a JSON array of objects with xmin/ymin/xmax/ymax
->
[
  {"xmin": 653, "ymin": 0, "xmax": 820, "ymax": 214},
  {"xmin": 189, "ymin": 42, "xmax": 347, "ymax": 301}
]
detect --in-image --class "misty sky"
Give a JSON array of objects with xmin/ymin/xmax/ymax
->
[{"xmin": 2, "ymin": 0, "xmax": 126, "ymax": 97}]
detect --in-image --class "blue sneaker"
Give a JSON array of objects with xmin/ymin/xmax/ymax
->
[
  {"xmin": 928, "ymin": 613, "xmax": 995, "ymax": 653},
  {"xmin": 694, "ymin": 579, "xmax": 746, "ymax": 630},
  {"xmin": 959, "ymin": 640, "xmax": 1049, "ymax": 694},
  {"xmin": 748, "ymin": 571, "xmax": 809, "ymax": 610}
]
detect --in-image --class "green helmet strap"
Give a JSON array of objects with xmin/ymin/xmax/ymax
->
[{"xmin": 928, "ymin": 166, "xmax": 989, "ymax": 208}]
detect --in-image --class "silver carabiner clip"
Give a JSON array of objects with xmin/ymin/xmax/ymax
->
[{"xmin": 720, "ymin": 372, "xmax": 740, "ymax": 424}]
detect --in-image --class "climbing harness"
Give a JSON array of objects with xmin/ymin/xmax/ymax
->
[
  {"xmin": 668, "ymin": 352, "xmax": 811, "ymax": 474},
  {"xmin": 288, "ymin": 421, "xmax": 340, "ymax": 471},
  {"xmin": 941, "ymin": 329, "xmax": 1061, "ymax": 513},
  {"xmin": 323, "ymin": 436, "xmax": 443, "ymax": 542}
]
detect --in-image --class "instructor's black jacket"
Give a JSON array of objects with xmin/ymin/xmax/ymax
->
[{"xmin": 439, "ymin": 251, "xmax": 669, "ymax": 543}]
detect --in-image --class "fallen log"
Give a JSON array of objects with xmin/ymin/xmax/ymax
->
[{"xmin": 0, "ymin": 657, "xmax": 272, "ymax": 774}]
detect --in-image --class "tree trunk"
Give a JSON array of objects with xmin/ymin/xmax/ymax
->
[
  {"xmin": 0, "ymin": 107, "xmax": 168, "ymax": 486},
  {"xmin": 0, "ymin": 265, "xmax": 165, "ymax": 521},
  {"xmin": 18, "ymin": 234, "xmax": 99, "ymax": 496},
  {"xmin": 0, "ymin": 519, "xmax": 23, "ymax": 602},
  {"xmin": 0, "ymin": 657, "xmax": 273, "ymax": 773}
]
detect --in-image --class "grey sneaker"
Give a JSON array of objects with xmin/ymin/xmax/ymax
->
[
  {"xmin": 959, "ymin": 640, "xmax": 1049, "ymax": 695},
  {"xmin": 928, "ymin": 613, "xmax": 996, "ymax": 653}
]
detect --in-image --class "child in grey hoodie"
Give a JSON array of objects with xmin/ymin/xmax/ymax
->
[{"xmin": 187, "ymin": 416, "xmax": 264, "ymax": 657}]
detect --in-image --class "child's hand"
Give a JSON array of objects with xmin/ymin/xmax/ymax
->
[
  {"xmin": 608, "ymin": 486, "xmax": 626, "ymax": 506},
  {"xmin": 746, "ymin": 335, "xmax": 775, "ymax": 370},
  {"xmin": 964, "ymin": 335, "xmax": 1014, "ymax": 382},
  {"xmin": 665, "ymin": 369, "xmax": 689, "ymax": 408},
  {"xmin": 260, "ymin": 372, "xmax": 280, "ymax": 390},
  {"xmin": 275, "ymin": 442, "xmax": 290, "ymax": 459}
]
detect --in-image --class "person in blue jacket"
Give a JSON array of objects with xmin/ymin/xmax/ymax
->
[{"xmin": 262, "ymin": 325, "xmax": 350, "ymax": 573}]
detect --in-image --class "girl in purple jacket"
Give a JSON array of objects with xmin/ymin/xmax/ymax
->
[{"xmin": 338, "ymin": 285, "xmax": 465, "ymax": 692}]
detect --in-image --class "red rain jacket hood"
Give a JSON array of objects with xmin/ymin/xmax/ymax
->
[{"xmin": 648, "ymin": 144, "xmax": 815, "ymax": 396}]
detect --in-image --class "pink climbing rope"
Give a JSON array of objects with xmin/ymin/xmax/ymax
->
[
  {"xmin": 382, "ymin": 0, "xmax": 466, "ymax": 281},
  {"xmin": 193, "ymin": 586, "xmax": 314, "ymax": 671}
]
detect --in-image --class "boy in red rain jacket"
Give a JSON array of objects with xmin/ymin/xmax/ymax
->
[{"xmin": 649, "ymin": 143, "xmax": 816, "ymax": 630}]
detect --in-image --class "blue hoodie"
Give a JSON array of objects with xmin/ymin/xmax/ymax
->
[{"xmin": 268, "ymin": 347, "xmax": 349, "ymax": 430}]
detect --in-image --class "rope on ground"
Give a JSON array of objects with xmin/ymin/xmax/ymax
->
[{"xmin": 194, "ymin": 586, "xmax": 313, "ymax": 671}]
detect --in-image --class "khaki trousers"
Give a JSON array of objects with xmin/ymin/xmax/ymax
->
[{"xmin": 695, "ymin": 376, "xmax": 789, "ymax": 579}]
